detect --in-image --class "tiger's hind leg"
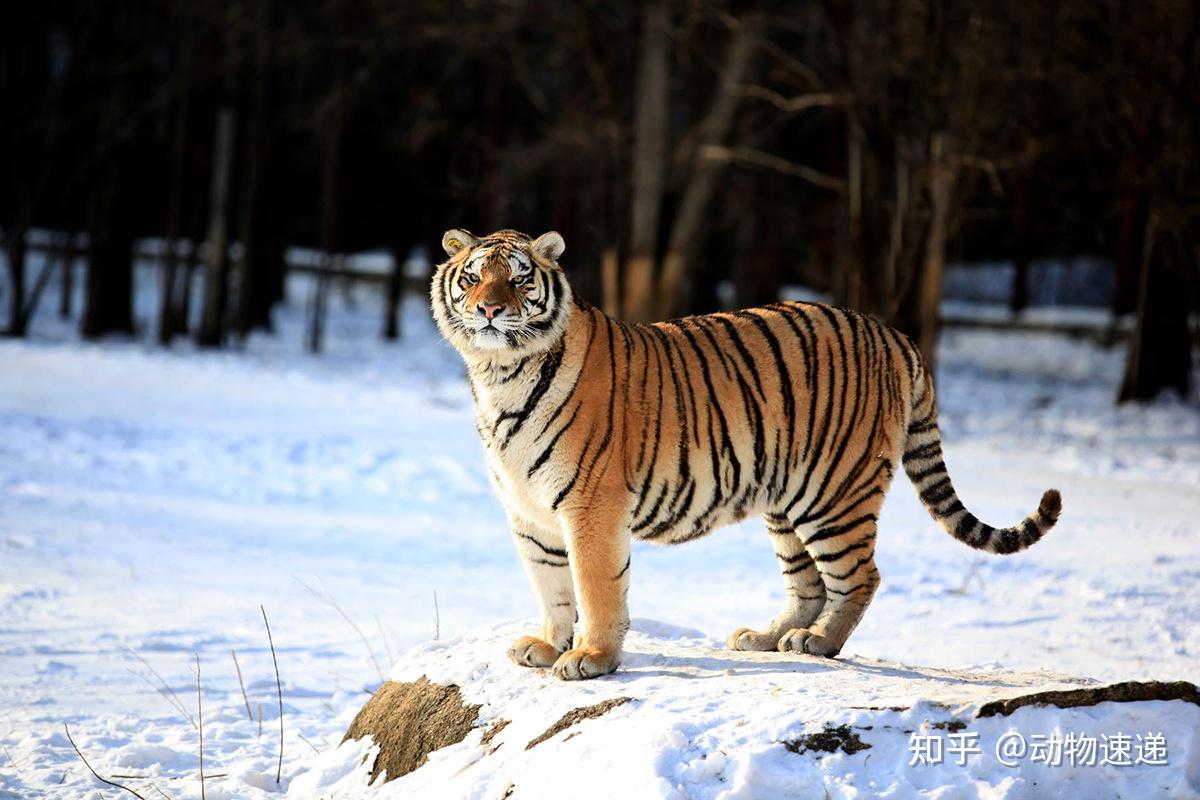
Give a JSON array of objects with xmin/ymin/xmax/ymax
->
[
  {"xmin": 727, "ymin": 513, "xmax": 825, "ymax": 652},
  {"xmin": 777, "ymin": 500, "xmax": 882, "ymax": 658}
]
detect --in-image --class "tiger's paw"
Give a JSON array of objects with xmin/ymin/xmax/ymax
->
[
  {"xmin": 726, "ymin": 627, "xmax": 781, "ymax": 652},
  {"xmin": 551, "ymin": 647, "xmax": 619, "ymax": 680},
  {"xmin": 508, "ymin": 636, "xmax": 561, "ymax": 668},
  {"xmin": 777, "ymin": 628, "xmax": 841, "ymax": 658}
]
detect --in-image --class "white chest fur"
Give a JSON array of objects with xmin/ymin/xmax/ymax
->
[{"xmin": 467, "ymin": 352, "xmax": 581, "ymax": 531}]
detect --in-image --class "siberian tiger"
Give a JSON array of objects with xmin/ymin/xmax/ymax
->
[{"xmin": 431, "ymin": 227, "xmax": 1062, "ymax": 681}]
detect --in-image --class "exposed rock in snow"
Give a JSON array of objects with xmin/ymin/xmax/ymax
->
[
  {"xmin": 343, "ymin": 677, "xmax": 481, "ymax": 783},
  {"xmin": 319, "ymin": 619, "xmax": 1200, "ymax": 799}
]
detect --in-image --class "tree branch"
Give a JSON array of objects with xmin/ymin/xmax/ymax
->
[{"xmin": 699, "ymin": 144, "xmax": 847, "ymax": 193}]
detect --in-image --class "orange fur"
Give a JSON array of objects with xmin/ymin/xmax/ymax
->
[{"xmin": 432, "ymin": 229, "xmax": 1062, "ymax": 680}]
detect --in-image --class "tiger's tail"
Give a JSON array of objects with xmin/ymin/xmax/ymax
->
[{"xmin": 901, "ymin": 363, "xmax": 1061, "ymax": 554}]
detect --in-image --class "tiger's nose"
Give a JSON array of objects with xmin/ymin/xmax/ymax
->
[{"xmin": 478, "ymin": 303, "xmax": 504, "ymax": 320}]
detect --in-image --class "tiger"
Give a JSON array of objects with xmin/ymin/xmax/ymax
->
[{"xmin": 431, "ymin": 227, "xmax": 1062, "ymax": 681}]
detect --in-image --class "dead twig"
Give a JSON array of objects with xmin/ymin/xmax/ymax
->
[
  {"xmin": 121, "ymin": 648, "xmax": 196, "ymax": 729},
  {"xmin": 261, "ymin": 604, "xmax": 284, "ymax": 785},
  {"xmin": 433, "ymin": 590, "xmax": 440, "ymax": 641},
  {"xmin": 374, "ymin": 613, "xmax": 394, "ymax": 666},
  {"xmin": 231, "ymin": 649, "xmax": 253, "ymax": 722},
  {"xmin": 63, "ymin": 722, "xmax": 147, "ymax": 799},
  {"xmin": 296, "ymin": 734, "xmax": 321, "ymax": 755},
  {"xmin": 295, "ymin": 577, "xmax": 384, "ymax": 682},
  {"xmin": 947, "ymin": 560, "xmax": 986, "ymax": 596},
  {"xmin": 195, "ymin": 654, "xmax": 205, "ymax": 800}
]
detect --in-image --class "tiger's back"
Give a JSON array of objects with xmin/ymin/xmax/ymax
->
[{"xmin": 433, "ymin": 228, "xmax": 1061, "ymax": 680}]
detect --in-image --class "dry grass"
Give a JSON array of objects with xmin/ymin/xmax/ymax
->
[
  {"xmin": 64, "ymin": 722, "xmax": 146, "ymax": 799},
  {"xmin": 194, "ymin": 654, "xmax": 205, "ymax": 800},
  {"xmin": 295, "ymin": 577, "xmax": 385, "ymax": 682},
  {"xmin": 121, "ymin": 647, "xmax": 196, "ymax": 729},
  {"xmin": 261, "ymin": 604, "xmax": 284, "ymax": 785},
  {"xmin": 231, "ymin": 649, "xmax": 253, "ymax": 722}
]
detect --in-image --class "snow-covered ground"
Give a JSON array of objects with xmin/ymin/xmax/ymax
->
[
  {"xmin": 305, "ymin": 620, "xmax": 1200, "ymax": 799},
  {"xmin": 1, "ymin": 265, "xmax": 1198, "ymax": 798}
]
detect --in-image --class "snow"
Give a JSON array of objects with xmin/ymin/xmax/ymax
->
[
  {"xmin": 1, "ymin": 262, "xmax": 1198, "ymax": 798},
  {"xmin": 308, "ymin": 619, "xmax": 1200, "ymax": 799}
]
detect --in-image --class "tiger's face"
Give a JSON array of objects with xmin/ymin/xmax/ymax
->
[{"xmin": 431, "ymin": 228, "xmax": 572, "ymax": 358}]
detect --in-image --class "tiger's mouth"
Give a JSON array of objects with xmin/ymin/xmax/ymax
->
[{"xmin": 472, "ymin": 324, "xmax": 513, "ymax": 349}]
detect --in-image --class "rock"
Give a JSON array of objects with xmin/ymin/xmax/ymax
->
[
  {"xmin": 782, "ymin": 724, "xmax": 872, "ymax": 756},
  {"xmin": 343, "ymin": 677, "xmax": 480, "ymax": 783},
  {"xmin": 525, "ymin": 697, "xmax": 636, "ymax": 750},
  {"xmin": 976, "ymin": 679, "xmax": 1200, "ymax": 718}
]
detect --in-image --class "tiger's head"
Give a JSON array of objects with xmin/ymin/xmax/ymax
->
[{"xmin": 431, "ymin": 228, "xmax": 573, "ymax": 359}]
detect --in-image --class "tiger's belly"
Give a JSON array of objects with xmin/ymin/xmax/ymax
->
[{"xmin": 475, "ymin": 377, "xmax": 774, "ymax": 541}]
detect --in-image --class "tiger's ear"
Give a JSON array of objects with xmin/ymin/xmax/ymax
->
[
  {"xmin": 531, "ymin": 231, "xmax": 565, "ymax": 264},
  {"xmin": 442, "ymin": 229, "xmax": 479, "ymax": 258}
]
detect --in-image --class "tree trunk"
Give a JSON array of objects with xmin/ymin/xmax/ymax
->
[
  {"xmin": 235, "ymin": 1, "xmax": 278, "ymax": 339},
  {"xmin": 58, "ymin": 232, "xmax": 75, "ymax": 320},
  {"xmin": 82, "ymin": 186, "xmax": 135, "ymax": 339},
  {"xmin": 731, "ymin": 174, "xmax": 778, "ymax": 308},
  {"xmin": 1009, "ymin": 167, "xmax": 1032, "ymax": 314},
  {"xmin": 196, "ymin": 107, "xmax": 236, "ymax": 348},
  {"xmin": 3, "ymin": 228, "xmax": 27, "ymax": 336},
  {"xmin": 656, "ymin": 12, "xmax": 762, "ymax": 320},
  {"xmin": 833, "ymin": 117, "xmax": 865, "ymax": 311},
  {"xmin": 915, "ymin": 133, "xmax": 956, "ymax": 373},
  {"xmin": 180, "ymin": 231, "xmax": 202, "ymax": 334},
  {"xmin": 383, "ymin": 247, "xmax": 404, "ymax": 341},
  {"xmin": 158, "ymin": 26, "xmax": 193, "ymax": 345},
  {"xmin": 1118, "ymin": 213, "xmax": 1194, "ymax": 402},
  {"xmin": 309, "ymin": 84, "xmax": 348, "ymax": 354},
  {"xmin": 624, "ymin": 0, "xmax": 670, "ymax": 322},
  {"xmin": 1111, "ymin": 182, "xmax": 1142, "ymax": 318}
]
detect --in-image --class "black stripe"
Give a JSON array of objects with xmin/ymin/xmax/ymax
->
[
  {"xmin": 495, "ymin": 343, "xmax": 565, "ymax": 447},
  {"xmin": 614, "ymin": 556, "xmax": 631, "ymax": 580},
  {"xmin": 515, "ymin": 531, "xmax": 567, "ymax": 559}
]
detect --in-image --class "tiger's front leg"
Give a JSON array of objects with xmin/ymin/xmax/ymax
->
[
  {"xmin": 552, "ymin": 509, "xmax": 631, "ymax": 681},
  {"xmin": 507, "ymin": 519, "xmax": 577, "ymax": 669}
]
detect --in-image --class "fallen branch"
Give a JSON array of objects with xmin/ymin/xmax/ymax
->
[
  {"xmin": 63, "ymin": 722, "xmax": 147, "ymax": 799},
  {"xmin": 261, "ymin": 604, "xmax": 284, "ymax": 785}
]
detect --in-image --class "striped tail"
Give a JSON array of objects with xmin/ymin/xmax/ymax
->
[{"xmin": 902, "ymin": 365, "xmax": 1061, "ymax": 554}]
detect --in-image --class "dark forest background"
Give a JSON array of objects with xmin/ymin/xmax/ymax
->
[{"xmin": 2, "ymin": 0, "xmax": 1197, "ymax": 401}]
